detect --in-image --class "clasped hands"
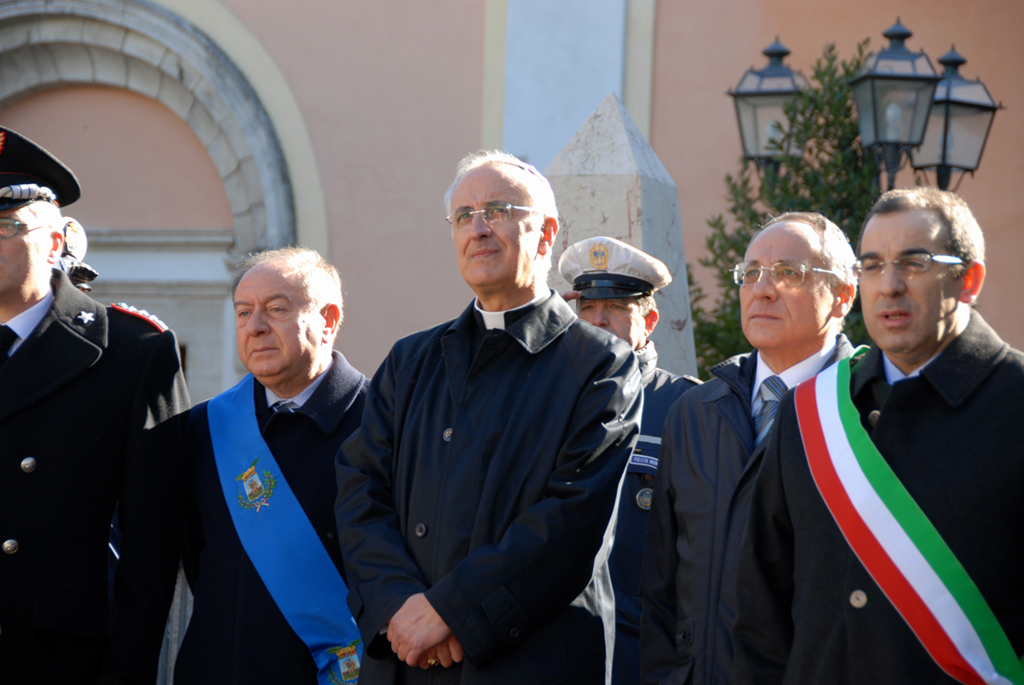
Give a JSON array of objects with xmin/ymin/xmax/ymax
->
[{"xmin": 386, "ymin": 593, "xmax": 465, "ymax": 669}]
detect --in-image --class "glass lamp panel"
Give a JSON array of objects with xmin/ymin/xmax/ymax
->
[
  {"xmin": 736, "ymin": 71, "xmax": 761, "ymax": 92},
  {"xmin": 873, "ymin": 81, "xmax": 918, "ymax": 143},
  {"xmin": 949, "ymin": 81, "xmax": 995, "ymax": 107},
  {"xmin": 737, "ymin": 96, "xmax": 792, "ymax": 157},
  {"xmin": 909, "ymin": 81, "xmax": 938, "ymax": 142},
  {"xmin": 852, "ymin": 79, "xmax": 877, "ymax": 146},
  {"xmin": 911, "ymin": 107, "xmax": 947, "ymax": 167},
  {"xmin": 945, "ymin": 105, "xmax": 993, "ymax": 168},
  {"xmin": 874, "ymin": 55, "xmax": 915, "ymax": 75},
  {"xmin": 759, "ymin": 75, "xmax": 798, "ymax": 92},
  {"xmin": 913, "ymin": 55, "xmax": 937, "ymax": 76}
]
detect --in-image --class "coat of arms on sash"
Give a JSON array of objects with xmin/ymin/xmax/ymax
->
[
  {"xmin": 327, "ymin": 641, "xmax": 361, "ymax": 684},
  {"xmin": 235, "ymin": 457, "xmax": 276, "ymax": 511}
]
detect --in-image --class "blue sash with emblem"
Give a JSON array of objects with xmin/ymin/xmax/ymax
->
[{"xmin": 208, "ymin": 375, "xmax": 361, "ymax": 685}]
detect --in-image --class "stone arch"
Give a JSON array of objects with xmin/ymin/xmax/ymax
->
[{"xmin": 0, "ymin": 0, "xmax": 295, "ymax": 255}]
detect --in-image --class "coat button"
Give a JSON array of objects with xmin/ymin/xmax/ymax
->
[
  {"xmin": 20, "ymin": 457, "xmax": 37, "ymax": 473},
  {"xmin": 443, "ymin": 428, "xmax": 452, "ymax": 442},
  {"xmin": 2, "ymin": 539, "xmax": 18, "ymax": 555},
  {"xmin": 415, "ymin": 523, "xmax": 428, "ymax": 538},
  {"xmin": 850, "ymin": 590, "xmax": 868, "ymax": 608},
  {"xmin": 509, "ymin": 627, "xmax": 520, "ymax": 639},
  {"xmin": 868, "ymin": 410, "xmax": 880, "ymax": 426}
]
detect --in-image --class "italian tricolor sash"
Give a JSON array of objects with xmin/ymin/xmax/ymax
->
[{"xmin": 794, "ymin": 353, "xmax": 1024, "ymax": 685}]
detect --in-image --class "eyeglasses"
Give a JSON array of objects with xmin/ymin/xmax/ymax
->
[
  {"xmin": 731, "ymin": 261, "xmax": 839, "ymax": 287},
  {"xmin": 0, "ymin": 218, "xmax": 31, "ymax": 239},
  {"xmin": 852, "ymin": 253, "xmax": 963, "ymax": 279},
  {"xmin": 446, "ymin": 202, "xmax": 536, "ymax": 229}
]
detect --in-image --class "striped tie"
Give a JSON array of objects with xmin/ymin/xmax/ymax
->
[{"xmin": 753, "ymin": 375, "xmax": 787, "ymax": 445}]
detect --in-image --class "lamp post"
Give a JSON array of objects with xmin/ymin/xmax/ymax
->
[
  {"xmin": 910, "ymin": 47, "xmax": 1002, "ymax": 191},
  {"xmin": 850, "ymin": 19, "xmax": 939, "ymax": 190},
  {"xmin": 728, "ymin": 38, "xmax": 807, "ymax": 174}
]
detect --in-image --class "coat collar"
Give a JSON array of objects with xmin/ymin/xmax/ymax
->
[
  {"xmin": 444, "ymin": 290, "xmax": 576, "ymax": 355},
  {"xmin": 256, "ymin": 350, "xmax": 366, "ymax": 435},
  {"xmin": 851, "ymin": 310, "xmax": 1007, "ymax": 409},
  {"xmin": 0, "ymin": 271, "xmax": 107, "ymax": 422},
  {"xmin": 636, "ymin": 341, "xmax": 658, "ymax": 388}
]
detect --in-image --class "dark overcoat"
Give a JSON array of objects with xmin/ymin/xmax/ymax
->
[
  {"xmin": 0, "ymin": 271, "xmax": 189, "ymax": 684},
  {"xmin": 175, "ymin": 352, "xmax": 367, "ymax": 684},
  {"xmin": 640, "ymin": 335, "xmax": 853, "ymax": 685},
  {"xmin": 734, "ymin": 312, "xmax": 1024, "ymax": 684},
  {"xmin": 335, "ymin": 293, "xmax": 643, "ymax": 684},
  {"xmin": 610, "ymin": 342, "xmax": 699, "ymax": 685}
]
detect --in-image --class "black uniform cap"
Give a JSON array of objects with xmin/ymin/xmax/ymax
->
[{"xmin": 0, "ymin": 127, "xmax": 80, "ymax": 211}]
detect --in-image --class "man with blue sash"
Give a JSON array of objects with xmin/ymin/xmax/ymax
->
[
  {"xmin": 558, "ymin": 236, "xmax": 701, "ymax": 685},
  {"xmin": 735, "ymin": 189, "xmax": 1024, "ymax": 684},
  {"xmin": 177, "ymin": 247, "xmax": 368, "ymax": 685}
]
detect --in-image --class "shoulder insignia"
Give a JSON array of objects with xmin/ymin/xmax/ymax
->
[
  {"xmin": 110, "ymin": 302, "xmax": 168, "ymax": 332},
  {"xmin": 683, "ymin": 374, "xmax": 703, "ymax": 385}
]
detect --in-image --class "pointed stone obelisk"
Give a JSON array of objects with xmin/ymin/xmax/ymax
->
[{"xmin": 545, "ymin": 92, "xmax": 697, "ymax": 376}]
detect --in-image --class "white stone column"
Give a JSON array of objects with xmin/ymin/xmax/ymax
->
[{"xmin": 545, "ymin": 92, "xmax": 697, "ymax": 376}]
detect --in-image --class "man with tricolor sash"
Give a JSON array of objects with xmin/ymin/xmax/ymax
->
[
  {"xmin": 735, "ymin": 188, "xmax": 1024, "ymax": 685},
  {"xmin": 640, "ymin": 212, "xmax": 857, "ymax": 685},
  {"xmin": 176, "ymin": 247, "xmax": 368, "ymax": 685}
]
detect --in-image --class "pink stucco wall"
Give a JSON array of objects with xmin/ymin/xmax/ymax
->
[{"xmin": 0, "ymin": 85, "xmax": 232, "ymax": 229}]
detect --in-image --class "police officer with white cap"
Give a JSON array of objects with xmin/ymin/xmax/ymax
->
[{"xmin": 559, "ymin": 236, "xmax": 700, "ymax": 685}]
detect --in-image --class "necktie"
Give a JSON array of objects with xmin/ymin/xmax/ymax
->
[
  {"xmin": 271, "ymin": 400, "xmax": 298, "ymax": 415},
  {"xmin": 753, "ymin": 375, "xmax": 787, "ymax": 445},
  {"xmin": 0, "ymin": 325, "xmax": 19, "ymax": 368}
]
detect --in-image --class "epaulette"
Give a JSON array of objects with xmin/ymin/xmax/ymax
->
[
  {"xmin": 683, "ymin": 374, "xmax": 703, "ymax": 385},
  {"xmin": 110, "ymin": 302, "xmax": 168, "ymax": 332}
]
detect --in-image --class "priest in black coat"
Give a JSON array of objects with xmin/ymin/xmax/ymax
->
[{"xmin": 176, "ymin": 247, "xmax": 368, "ymax": 684}]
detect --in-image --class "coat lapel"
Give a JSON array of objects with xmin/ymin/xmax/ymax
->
[{"xmin": 0, "ymin": 273, "xmax": 107, "ymax": 422}]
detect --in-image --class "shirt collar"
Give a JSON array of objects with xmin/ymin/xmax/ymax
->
[
  {"xmin": 882, "ymin": 350, "xmax": 941, "ymax": 384},
  {"xmin": 265, "ymin": 356, "xmax": 335, "ymax": 408},
  {"xmin": 751, "ymin": 336, "xmax": 837, "ymax": 407},
  {"xmin": 2, "ymin": 289, "xmax": 54, "ymax": 356},
  {"xmin": 474, "ymin": 291, "xmax": 549, "ymax": 330}
]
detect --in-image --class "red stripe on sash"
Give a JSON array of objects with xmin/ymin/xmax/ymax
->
[{"xmin": 794, "ymin": 380, "xmax": 983, "ymax": 685}]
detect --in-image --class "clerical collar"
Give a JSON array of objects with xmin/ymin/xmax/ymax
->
[
  {"xmin": 751, "ymin": 336, "xmax": 837, "ymax": 410},
  {"xmin": 474, "ymin": 291, "xmax": 548, "ymax": 330},
  {"xmin": 882, "ymin": 350, "xmax": 940, "ymax": 384},
  {"xmin": 265, "ymin": 357, "xmax": 334, "ymax": 408},
  {"xmin": 2, "ymin": 289, "xmax": 54, "ymax": 357}
]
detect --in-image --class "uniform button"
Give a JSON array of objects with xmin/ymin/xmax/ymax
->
[
  {"xmin": 509, "ymin": 627, "xmax": 520, "ymax": 639},
  {"xmin": 635, "ymin": 487, "xmax": 653, "ymax": 511},
  {"xmin": 442, "ymin": 428, "xmax": 453, "ymax": 442},
  {"xmin": 415, "ymin": 523, "xmax": 428, "ymax": 538},
  {"xmin": 20, "ymin": 457, "xmax": 37, "ymax": 473},
  {"xmin": 868, "ymin": 410, "xmax": 880, "ymax": 426},
  {"xmin": 2, "ymin": 539, "xmax": 18, "ymax": 555},
  {"xmin": 850, "ymin": 590, "xmax": 868, "ymax": 608},
  {"xmin": 643, "ymin": 474, "xmax": 654, "ymax": 482}
]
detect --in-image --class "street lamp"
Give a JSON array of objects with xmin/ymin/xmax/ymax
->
[
  {"xmin": 911, "ymin": 47, "xmax": 1002, "ymax": 191},
  {"xmin": 728, "ymin": 38, "xmax": 807, "ymax": 173},
  {"xmin": 850, "ymin": 19, "xmax": 939, "ymax": 190}
]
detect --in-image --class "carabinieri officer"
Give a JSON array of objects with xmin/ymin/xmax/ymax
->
[
  {"xmin": 0, "ymin": 126, "xmax": 189, "ymax": 684},
  {"xmin": 559, "ymin": 236, "xmax": 700, "ymax": 685}
]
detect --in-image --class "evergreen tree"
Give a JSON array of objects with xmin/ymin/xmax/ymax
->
[{"xmin": 690, "ymin": 40, "xmax": 880, "ymax": 377}]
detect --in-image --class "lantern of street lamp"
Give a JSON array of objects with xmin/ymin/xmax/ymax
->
[
  {"xmin": 850, "ymin": 19, "xmax": 939, "ymax": 190},
  {"xmin": 911, "ymin": 47, "xmax": 1002, "ymax": 191},
  {"xmin": 729, "ymin": 38, "xmax": 807, "ymax": 173}
]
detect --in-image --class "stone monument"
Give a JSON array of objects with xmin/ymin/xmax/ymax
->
[{"xmin": 545, "ymin": 92, "xmax": 697, "ymax": 376}]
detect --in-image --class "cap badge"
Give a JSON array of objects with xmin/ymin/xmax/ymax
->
[
  {"xmin": 235, "ymin": 457, "xmax": 276, "ymax": 512},
  {"xmin": 63, "ymin": 219, "xmax": 87, "ymax": 260},
  {"xmin": 77, "ymin": 311, "xmax": 95, "ymax": 324},
  {"xmin": 589, "ymin": 244, "xmax": 609, "ymax": 271}
]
